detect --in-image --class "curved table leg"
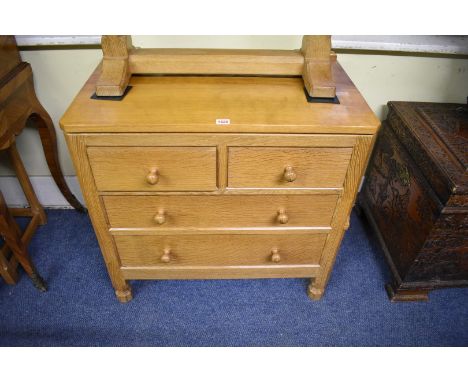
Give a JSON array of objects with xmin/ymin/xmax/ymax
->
[{"xmin": 28, "ymin": 98, "xmax": 86, "ymax": 213}]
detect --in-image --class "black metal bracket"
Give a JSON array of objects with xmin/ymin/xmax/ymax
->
[
  {"xmin": 91, "ymin": 86, "xmax": 133, "ymax": 101},
  {"xmin": 304, "ymin": 88, "xmax": 339, "ymax": 104}
]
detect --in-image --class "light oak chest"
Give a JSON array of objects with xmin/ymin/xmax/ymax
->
[{"xmin": 60, "ymin": 37, "xmax": 379, "ymax": 302}]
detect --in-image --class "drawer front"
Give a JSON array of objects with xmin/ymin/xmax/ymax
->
[
  {"xmin": 115, "ymin": 234, "xmax": 327, "ymax": 267},
  {"xmin": 87, "ymin": 146, "xmax": 217, "ymax": 191},
  {"xmin": 228, "ymin": 147, "xmax": 352, "ymax": 188},
  {"xmin": 103, "ymin": 194, "xmax": 339, "ymax": 228}
]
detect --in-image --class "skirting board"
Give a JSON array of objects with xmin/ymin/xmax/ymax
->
[{"xmin": 0, "ymin": 176, "xmax": 85, "ymax": 208}]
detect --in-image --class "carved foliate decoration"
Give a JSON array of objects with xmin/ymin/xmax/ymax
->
[{"xmin": 360, "ymin": 101, "xmax": 468, "ymax": 295}]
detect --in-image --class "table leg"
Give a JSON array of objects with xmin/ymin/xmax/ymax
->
[
  {"xmin": 28, "ymin": 95, "xmax": 86, "ymax": 212},
  {"xmin": 0, "ymin": 192, "xmax": 46, "ymax": 291}
]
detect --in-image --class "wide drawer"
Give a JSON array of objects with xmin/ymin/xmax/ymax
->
[
  {"xmin": 103, "ymin": 194, "xmax": 338, "ymax": 228},
  {"xmin": 87, "ymin": 146, "xmax": 217, "ymax": 191},
  {"xmin": 228, "ymin": 147, "xmax": 353, "ymax": 188},
  {"xmin": 115, "ymin": 233, "xmax": 327, "ymax": 267}
]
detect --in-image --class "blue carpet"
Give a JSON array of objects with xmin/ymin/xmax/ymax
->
[{"xmin": 0, "ymin": 209, "xmax": 467, "ymax": 346}]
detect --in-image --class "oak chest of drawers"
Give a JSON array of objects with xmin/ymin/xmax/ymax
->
[{"xmin": 60, "ymin": 40, "xmax": 379, "ymax": 302}]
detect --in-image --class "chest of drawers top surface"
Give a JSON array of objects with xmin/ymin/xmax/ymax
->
[{"xmin": 60, "ymin": 62, "xmax": 379, "ymax": 135}]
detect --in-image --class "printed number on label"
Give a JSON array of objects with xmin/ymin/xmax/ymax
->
[{"xmin": 216, "ymin": 119, "xmax": 231, "ymax": 125}]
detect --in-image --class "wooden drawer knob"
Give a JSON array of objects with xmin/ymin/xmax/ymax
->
[
  {"xmin": 277, "ymin": 208, "xmax": 289, "ymax": 224},
  {"xmin": 160, "ymin": 248, "xmax": 171, "ymax": 263},
  {"xmin": 283, "ymin": 166, "xmax": 297, "ymax": 182},
  {"xmin": 146, "ymin": 167, "xmax": 159, "ymax": 185},
  {"xmin": 154, "ymin": 209, "xmax": 166, "ymax": 225},
  {"xmin": 271, "ymin": 248, "xmax": 281, "ymax": 263}
]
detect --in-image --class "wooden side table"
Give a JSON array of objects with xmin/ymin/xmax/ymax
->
[{"xmin": 0, "ymin": 35, "xmax": 85, "ymax": 287}]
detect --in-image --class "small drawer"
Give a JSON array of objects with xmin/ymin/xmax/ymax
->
[
  {"xmin": 87, "ymin": 146, "xmax": 217, "ymax": 191},
  {"xmin": 103, "ymin": 194, "xmax": 338, "ymax": 228},
  {"xmin": 115, "ymin": 234, "xmax": 327, "ymax": 267},
  {"xmin": 228, "ymin": 147, "xmax": 353, "ymax": 189}
]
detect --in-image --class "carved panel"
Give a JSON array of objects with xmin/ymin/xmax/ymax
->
[
  {"xmin": 363, "ymin": 124, "xmax": 441, "ymax": 275},
  {"xmin": 387, "ymin": 102, "xmax": 468, "ymax": 205},
  {"xmin": 407, "ymin": 213, "xmax": 468, "ymax": 282},
  {"xmin": 387, "ymin": 106, "xmax": 452, "ymax": 204},
  {"xmin": 416, "ymin": 103, "xmax": 467, "ymax": 168},
  {"xmin": 361, "ymin": 101, "xmax": 468, "ymax": 294}
]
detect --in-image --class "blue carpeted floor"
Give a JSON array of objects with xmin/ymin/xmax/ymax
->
[{"xmin": 0, "ymin": 209, "xmax": 467, "ymax": 346}]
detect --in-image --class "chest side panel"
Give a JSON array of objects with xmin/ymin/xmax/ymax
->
[
  {"xmin": 361, "ymin": 123, "xmax": 442, "ymax": 277},
  {"xmin": 406, "ymin": 212, "xmax": 468, "ymax": 284}
]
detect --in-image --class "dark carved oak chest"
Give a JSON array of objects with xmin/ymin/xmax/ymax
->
[{"xmin": 358, "ymin": 101, "xmax": 468, "ymax": 301}]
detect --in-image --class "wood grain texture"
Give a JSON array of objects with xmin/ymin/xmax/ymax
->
[
  {"xmin": 96, "ymin": 35, "xmax": 132, "ymax": 96},
  {"xmin": 87, "ymin": 146, "xmax": 217, "ymax": 192},
  {"xmin": 121, "ymin": 264, "xmax": 319, "ymax": 280},
  {"xmin": 65, "ymin": 134, "xmax": 132, "ymax": 302},
  {"xmin": 308, "ymin": 135, "xmax": 375, "ymax": 299},
  {"xmin": 83, "ymin": 133, "xmax": 359, "ymax": 148},
  {"xmin": 61, "ymin": 56, "xmax": 379, "ymax": 301},
  {"xmin": 60, "ymin": 63, "xmax": 380, "ymax": 135},
  {"xmin": 7, "ymin": 143, "xmax": 46, "ymax": 224},
  {"xmin": 101, "ymin": 189, "xmax": 342, "ymax": 196},
  {"xmin": 217, "ymin": 143, "xmax": 228, "ymax": 189},
  {"xmin": 115, "ymin": 233, "xmax": 326, "ymax": 267},
  {"xmin": 0, "ymin": 144, "xmax": 48, "ymax": 288},
  {"xmin": 301, "ymin": 36, "xmax": 336, "ymax": 98},
  {"xmin": 0, "ymin": 36, "xmax": 21, "ymax": 80},
  {"xmin": 129, "ymin": 48, "xmax": 304, "ymax": 75},
  {"xmin": 96, "ymin": 35, "xmax": 336, "ymax": 98},
  {"xmin": 0, "ymin": 191, "xmax": 46, "ymax": 290},
  {"xmin": 228, "ymin": 147, "xmax": 352, "ymax": 188},
  {"xmin": 0, "ymin": 63, "xmax": 32, "ymax": 104},
  {"xmin": 110, "ymin": 227, "xmax": 331, "ymax": 236},
  {"xmin": 103, "ymin": 194, "xmax": 338, "ymax": 228}
]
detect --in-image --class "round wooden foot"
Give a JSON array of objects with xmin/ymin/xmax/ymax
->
[
  {"xmin": 115, "ymin": 288, "xmax": 133, "ymax": 303},
  {"xmin": 307, "ymin": 284, "xmax": 324, "ymax": 300}
]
